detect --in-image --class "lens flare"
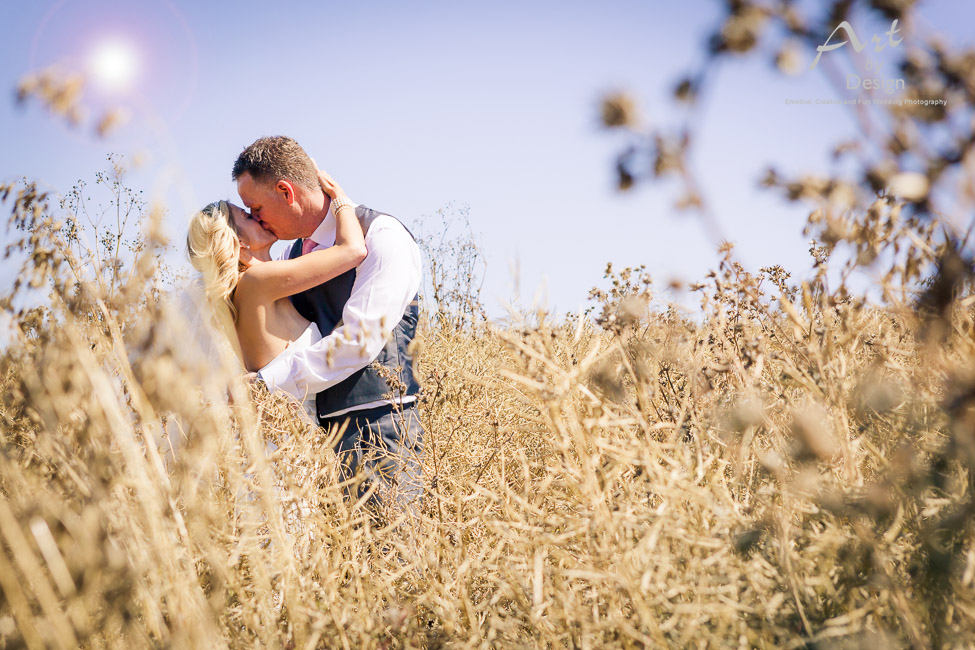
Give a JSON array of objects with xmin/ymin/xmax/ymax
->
[{"xmin": 88, "ymin": 39, "xmax": 139, "ymax": 91}]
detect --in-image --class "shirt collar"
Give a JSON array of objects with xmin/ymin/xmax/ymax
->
[
  {"xmin": 308, "ymin": 203, "xmax": 336, "ymax": 247},
  {"xmin": 307, "ymin": 199, "xmax": 358, "ymax": 247}
]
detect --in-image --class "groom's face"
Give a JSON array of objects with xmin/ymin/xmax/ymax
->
[{"xmin": 236, "ymin": 172, "xmax": 299, "ymax": 240}]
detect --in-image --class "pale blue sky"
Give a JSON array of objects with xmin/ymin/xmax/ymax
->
[{"xmin": 2, "ymin": 0, "xmax": 972, "ymax": 316}]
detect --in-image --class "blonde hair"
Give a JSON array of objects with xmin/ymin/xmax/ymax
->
[{"xmin": 186, "ymin": 201, "xmax": 246, "ymax": 354}]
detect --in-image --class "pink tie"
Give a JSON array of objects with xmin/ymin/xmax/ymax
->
[{"xmin": 301, "ymin": 238, "xmax": 318, "ymax": 256}]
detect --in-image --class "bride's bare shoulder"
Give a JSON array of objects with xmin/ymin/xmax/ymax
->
[{"xmin": 233, "ymin": 270, "xmax": 265, "ymax": 307}]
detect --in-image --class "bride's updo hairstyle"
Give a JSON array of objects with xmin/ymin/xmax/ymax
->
[{"xmin": 186, "ymin": 200, "xmax": 244, "ymax": 324}]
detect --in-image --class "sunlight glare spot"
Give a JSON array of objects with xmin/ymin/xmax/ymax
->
[{"xmin": 89, "ymin": 39, "xmax": 139, "ymax": 91}]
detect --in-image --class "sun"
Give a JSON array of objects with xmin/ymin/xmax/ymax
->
[{"xmin": 88, "ymin": 39, "xmax": 139, "ymax": 91}]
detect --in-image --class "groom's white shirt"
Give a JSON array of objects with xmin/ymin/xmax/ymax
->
[{"xmin": 257, "ymin": 202, "xmax": 421, "ymax": 417}]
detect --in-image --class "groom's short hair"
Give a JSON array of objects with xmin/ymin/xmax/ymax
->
[{"xmin": 232, "ymin": 136, "xmax": 318, "ymax": 189}]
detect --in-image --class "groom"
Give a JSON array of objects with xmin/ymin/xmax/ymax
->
[{"xmin": 233, "ymin": 136, "xmax": 424, "ymax": 514}]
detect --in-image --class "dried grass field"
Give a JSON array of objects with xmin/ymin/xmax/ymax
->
[
  {"xmin": 3, "ymin": 2, "xmax": 975, "ymax": 646},
  {"xmin": 0, "ymin": 173, "xmax": 972, "ymax": 649}
]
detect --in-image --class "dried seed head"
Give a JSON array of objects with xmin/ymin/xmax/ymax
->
[
  {"xmin": 775, "ymin": 41, "xmax": 803, "ymax": 76},
  {"xmin": 854, "ymin": 376, "xmax": 904, "ymax": 414},
  {"xmin": 588, "ymin": 357, "xmax": 625, "ymax": 403},
  {"xmin": 600, "ymin": 93, "xmax": 638, "ymax": 128},
  {"xmin": 789, "ymin": 407, "xmax": 837, "ymax": 461},
  {"xmin": 888, "ymin": 172, "xmax": 930, "ymax": 201},
  {"xmin": 733, "ymin": 528, "xmax": 763, "ymax": 554},
  {"xmin": 730, "ymin": 397, "xmax": 764, "ymax": 432}
]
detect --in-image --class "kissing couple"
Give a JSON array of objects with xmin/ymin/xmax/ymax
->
[{"xmin": 187, "ymin": 136, "xmax": 424, "ymax": 514}]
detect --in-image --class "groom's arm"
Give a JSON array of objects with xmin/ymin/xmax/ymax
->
[{"xmin": 257, "ymin": 216, "xmax": 421, "ymax": 400}]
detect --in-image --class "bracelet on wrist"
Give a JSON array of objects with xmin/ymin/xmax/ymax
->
[{"xmin": 331, "ymin": 196, "xmax": 354, "ymax": 213}]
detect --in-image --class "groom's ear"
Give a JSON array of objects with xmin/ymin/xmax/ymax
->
[{"xmin": 275, "ymin": 180, "xmax": 297, "ymax": 205}]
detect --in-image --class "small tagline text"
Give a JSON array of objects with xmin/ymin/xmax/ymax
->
[{"xmin": 785, "ymin": 98, "xmax": 946, "ymax": 107}]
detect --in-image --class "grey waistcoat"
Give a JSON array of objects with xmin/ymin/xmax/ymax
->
[{"xmin": 288, "ymin": 205, "xmax": 421, "ymax": 418}]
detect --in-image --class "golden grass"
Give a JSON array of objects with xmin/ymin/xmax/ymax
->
[{"xmin": 0, "ymin": 180, "xmax": 973, "ymax": 649}]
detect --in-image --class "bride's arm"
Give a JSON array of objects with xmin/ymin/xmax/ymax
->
[{"xmin": 238, "ymin": 170, "xmax": 367, "ymax": 302}]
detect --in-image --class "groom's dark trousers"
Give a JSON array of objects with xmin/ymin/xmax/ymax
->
[{"xmin": 321, "ymin": 403, "xmax": 424, "ymax": 512}]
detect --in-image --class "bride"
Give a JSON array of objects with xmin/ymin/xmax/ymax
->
[{"xmin": 185, "ymin": 169, "xmax": 365, "ymax": 412}]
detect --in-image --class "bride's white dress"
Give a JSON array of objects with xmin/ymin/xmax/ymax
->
[{"xmin": 259, "ymin": 321, "xmax": 322, "ymax": 420}]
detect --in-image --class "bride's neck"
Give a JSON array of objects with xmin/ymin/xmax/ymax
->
[
  {"xmin": 248, "ymin": 244, "xmax": 273, "ymax": 263},
  {"xmin": 252, "ymin": 248, "xmax": 271, "ymax": 262}
]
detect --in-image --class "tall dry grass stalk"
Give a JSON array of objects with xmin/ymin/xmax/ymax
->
[{"xmin": 0, "ymin": 166, "xmax": 972, "ymax": 649}]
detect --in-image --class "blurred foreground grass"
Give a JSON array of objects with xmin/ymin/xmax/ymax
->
[{"xmin": 0, "ymin": 172, "xmax": 972, "ymax": 649}]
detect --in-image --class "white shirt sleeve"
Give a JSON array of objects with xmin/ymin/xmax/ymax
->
[{"xmin": 257, "ymin": 216, "xmax": 421, "ymax": 400}]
